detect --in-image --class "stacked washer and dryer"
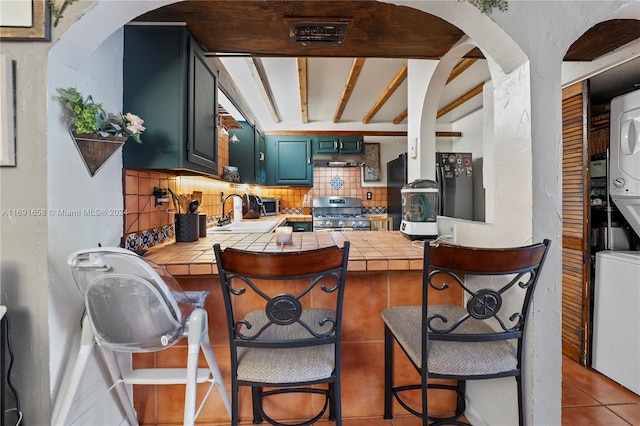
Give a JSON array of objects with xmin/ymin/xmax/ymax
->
[{"xmin": 592, "ymin": 88, "xmax": 640, "ymax": 396}]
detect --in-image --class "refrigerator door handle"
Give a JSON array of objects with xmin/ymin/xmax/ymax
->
[{"xmin": 436, "ymin": 165, "xmax": 444, "ymax": 216}]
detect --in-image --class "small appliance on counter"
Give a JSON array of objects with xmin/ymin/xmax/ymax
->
[
  {"xmin": 261, "ymin": 198, "xmax": 280, "ymax": 216},
  {"xmin": 242, "ymin": 194, "xmax": 263, "ymax": 219},
  {"xmin": 400, "ymin": 179, "xmax": 439, "ymax": 240}
]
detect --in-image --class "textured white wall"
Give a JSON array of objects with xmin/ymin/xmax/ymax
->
[
  {"xmin": 48, "ymin": 29, "xmax": 130, "ymax": 424},
  {"xmin": 407, "ymin": 59, "xmax": 438, "ymax": 182},
  {"xmin": 398, "ymin": 1, "xmax": 639, "ymax": 425}
]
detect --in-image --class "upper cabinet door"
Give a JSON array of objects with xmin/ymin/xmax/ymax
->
[
  {"xmin": 228, "ymin": 120, "xmax": 257, "ymax": 183},
  {"xmin": 123, "ymin": 25, "xmax": 219, "ymax": 176},
  {"xmin": 255, "ymin": 128, "xmax": 266, "ymax": 185},
  {"xmin": 188, "ymin": 44, "xmax": 218, "ymax": 171},
  {"xmin": 314, "ymin": 136, "xmax": 364, "ymax": 155},
  {"xmin": 338, "ymin": 136, "xmax": 364, "ymax": 154},
  {"xmin": 315, "ymin": 136, "xmax": 341, "ymax": 154},
  {"xmin": 266, "ymin": 136, "xmax": 313, "ymax": 186}
]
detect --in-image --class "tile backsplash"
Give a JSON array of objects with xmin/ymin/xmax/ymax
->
[{"xmin": 123, "ymin": 166, "xmax": 387, "ymax": 251}]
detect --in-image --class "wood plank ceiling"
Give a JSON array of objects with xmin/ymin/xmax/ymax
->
[{"xmin": 136, "ymin": 2, "xmax": 640, "ymax": 132}]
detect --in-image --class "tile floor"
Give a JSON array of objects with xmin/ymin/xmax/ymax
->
[
  {"xmin": 158, "ymin": 355, "xmax": 640, "ymax": 425},
  {"xmin": 304, "ymin": 355, "xmax": 640, "ymax": 426},
  {"xmin": 562, "ymin": 355, "xmax": 640, "ymax": 425}
]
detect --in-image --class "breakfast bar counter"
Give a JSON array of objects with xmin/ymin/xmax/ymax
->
[
  {"xmin": 144, "ymin": 229, "xmax": 426, "ymax": 276},
  {"xmin": 135, "ymin": 230, "xmax": 458, "ymax": 425}
]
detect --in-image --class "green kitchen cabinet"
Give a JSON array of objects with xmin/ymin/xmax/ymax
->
[
  {"xmin": 255, "ymin": 128, "xmax": 266, "ymax": 185},
  {"xmin": 228, "ymin": 121, "xmax": 256, "ymax": 183},
  {"xmin": 314, "ymin": 136, "xmax": 363, "ymax": 155},
  {"xmin": 122, "ymin": 25, "xmax": 219, "ymax": 176},
  {"xmin": 228, "ymin": 121, "xmax": 266, "ymax": 184},
  {"xmin": 265, "ymin": 136, "xmax": 313, "ymax": 186}
]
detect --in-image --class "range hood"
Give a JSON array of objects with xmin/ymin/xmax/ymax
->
[{"xmin": 313, "ymin": 154, "xmax": 365, "ymax": 167}]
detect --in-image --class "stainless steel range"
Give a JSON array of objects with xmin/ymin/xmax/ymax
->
[{"xmin": 313, "ymin": 196, "xmax": 370, "ymax": 231}]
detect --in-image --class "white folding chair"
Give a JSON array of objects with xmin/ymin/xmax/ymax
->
[{"xmin": 54, "ymin": 247, "xmax": 231, "ymax": 425}]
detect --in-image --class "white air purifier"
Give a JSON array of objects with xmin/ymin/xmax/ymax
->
[{"xmin": 400, "ymin": 179, "xmax": 439, "ymax": 240}]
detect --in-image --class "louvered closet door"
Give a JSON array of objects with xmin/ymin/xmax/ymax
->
[{"xmin": 561, "ymin": 82, "xmax": 591, "ymax": 365}]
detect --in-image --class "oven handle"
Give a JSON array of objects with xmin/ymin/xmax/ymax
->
[{"xmin": 315, "ymin": 227, "xmax": 367, "ymax": 232}]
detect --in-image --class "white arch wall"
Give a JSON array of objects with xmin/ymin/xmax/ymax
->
[
  {"xmin": 395, "ymin": 1, "xmax": 639, "ymax": 425},
  {"xmin": 412, "ymin": 35, "xmax": 534, "ymax": 425}
]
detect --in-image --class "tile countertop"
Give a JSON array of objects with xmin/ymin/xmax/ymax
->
[{"xmin": 144, "ymin": 221, "xmax": 426, "ymax": 276}]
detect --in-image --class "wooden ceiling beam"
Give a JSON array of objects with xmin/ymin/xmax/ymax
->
[
  {"xmin": 297, "ymin": 58, "xmax": 308, "ymax": 123},
  {"xmin": 334, "ymin": 58, "xmax": 366, "ymax": 123},
  {"xmin": 393, "ymin": 109, "xmax": 407, "ymax": 124},
  {"xmin": 437, "ymin": 82, "xmax": 484, "ymax": 119},
  {"xmin": 393, "ymin": 58, "xmax": 475, "ymax": 125},
  {"xmin": 446, "ymin": 58, "xmax": 477, "ymax": 85},
  {"xmin": 264, "ymin": 130, "xmax": 459, "ymax": 137},
  {"xmin": 436, "ymin": 131, "xmax": 462, "ymax": 137},
  {"xmin": 362, "ymin": 61, "xmax": 407, "ymax": 124},
  {"xmin": 245, "ymin": 57, "xmax": 281, "ymax": 123},
  {"xmin": 265, "ymin": 130, "xmax": 408, "ymax": 137}
]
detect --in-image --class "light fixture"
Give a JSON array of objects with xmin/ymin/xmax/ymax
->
[
  {"xmin": 230, "ymin": 134, "xmax": 240, "ymax": 143},
  {"xmin": 216, "ymin": 116, "xmax": 229, "ymax": 135}
]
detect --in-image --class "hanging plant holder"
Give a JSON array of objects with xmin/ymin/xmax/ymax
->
[{"xmin": 70, "ymin": 129, "xmax": 128, "ymax": 176}]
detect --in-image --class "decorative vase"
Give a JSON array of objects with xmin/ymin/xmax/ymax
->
[{"xmin": 70, "ymin": 129, "xmax": 128, "ymax": 176}]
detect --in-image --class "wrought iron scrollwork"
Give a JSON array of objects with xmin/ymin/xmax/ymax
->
[
  {"xmin": 266, "ymin": 294, "xmax": 302, "ymax": 325},
  {"xmin": 467, "ymin": 289, "xmax": 502, "ymax": 320}
]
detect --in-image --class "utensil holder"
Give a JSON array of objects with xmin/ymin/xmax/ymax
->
[{"xmin": 175, "ymin": 213, "xmax": 199, "ymax": 242}]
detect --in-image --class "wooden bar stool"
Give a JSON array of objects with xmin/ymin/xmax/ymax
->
[{"xmin": 370, "ymin": 216, "xmax": 392, "ymax": 231}]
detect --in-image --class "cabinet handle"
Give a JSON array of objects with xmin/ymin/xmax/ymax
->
[
  {"xmin": 339, "ymin": 141, "xmax": 343, "ymax": 150},
  {"xmin": 259, "ymin": 152, "xmax": 265, "ymax": 161},
  {"xmin": 308, "ymin": 157, "xmax": 311, "ymax": 165},
  {"xmin": 334, "ymin": 141, "xmax": 338, "ymax": 150}
]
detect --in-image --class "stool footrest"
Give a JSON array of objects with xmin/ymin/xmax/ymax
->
[{"xmin": 123, "ymin": 368, "xmax": 212, "ymax": 385}]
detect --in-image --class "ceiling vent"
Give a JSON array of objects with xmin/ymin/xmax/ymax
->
[{"xmin": 287, "ymin": 19, "xmax": 351, "ymax": 46}]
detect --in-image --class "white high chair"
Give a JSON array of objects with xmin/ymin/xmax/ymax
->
[{"xmin": 54, "ymin": 247, "xmax": 231, "ymax": 425}]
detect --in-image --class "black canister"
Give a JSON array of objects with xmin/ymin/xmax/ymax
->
[
  {"xmin": 175, "ymin": 213, "xmax": 199, "ymax": 242},
  {"xmin": 199, "ymin": 213, "xmax": 207, "ymax": 237}
]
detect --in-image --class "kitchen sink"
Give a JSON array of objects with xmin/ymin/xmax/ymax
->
[{"xmin": 207, "ymin": 220, "xmax": 280, "ymax": 233}]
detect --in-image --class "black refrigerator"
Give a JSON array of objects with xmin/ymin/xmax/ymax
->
[
  {"xmin": 435, "ymin": 152, "xmax": 474, "ymax": 220},
  {"xmin": 386, "ymin": 153, "xmax": 408, "ymax": 231}
]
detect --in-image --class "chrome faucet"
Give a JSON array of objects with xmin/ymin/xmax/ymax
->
[{"xmin": 222, "ymin": 194, "xmax": 244, "ymax": 218}]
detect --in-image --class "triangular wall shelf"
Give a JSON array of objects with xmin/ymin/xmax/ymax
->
[{"xmin": 70, "ymin": 130, "xmax": 127, "ymax": 176}]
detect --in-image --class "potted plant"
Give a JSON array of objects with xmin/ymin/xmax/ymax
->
[
  {"xmin": 57, "ymin": 87, "xmax": 146, "ymax": 175},
  {"xmin": 57, "ymin": 87, "xmax": 145, "ymax": 143}
]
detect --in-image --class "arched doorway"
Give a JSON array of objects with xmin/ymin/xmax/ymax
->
[
  {"xmin": 560, "ymin": 19, "xmax": 640, "ymax": 366},
  {"xmin": 45, "ymin": 2, "xmax": 534, "ymax": 425}
]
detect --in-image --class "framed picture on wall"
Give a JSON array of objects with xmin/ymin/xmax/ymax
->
[
  {"xmin": 0, "ymin": 0, "xmax": 51, "ymax": 41},
  {"xmin": 364, "ymin": 143, "xmax": 380, "ymax": 182}
]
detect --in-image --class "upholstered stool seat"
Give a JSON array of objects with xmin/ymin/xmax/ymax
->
[
  {"xmin": 382, "ymin": 240, "xmax": 551, "ymax": 426},
  {"xmin": 382, "ymin": 305, "xmax": 517, "ymax": 377},
  {"xmin": 214, "ymin": 242, "xmax": 350, "ymax": 426},
  {"xmin": 237, "ymin": 309, "xmax": 336, "ymax": 384}
]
